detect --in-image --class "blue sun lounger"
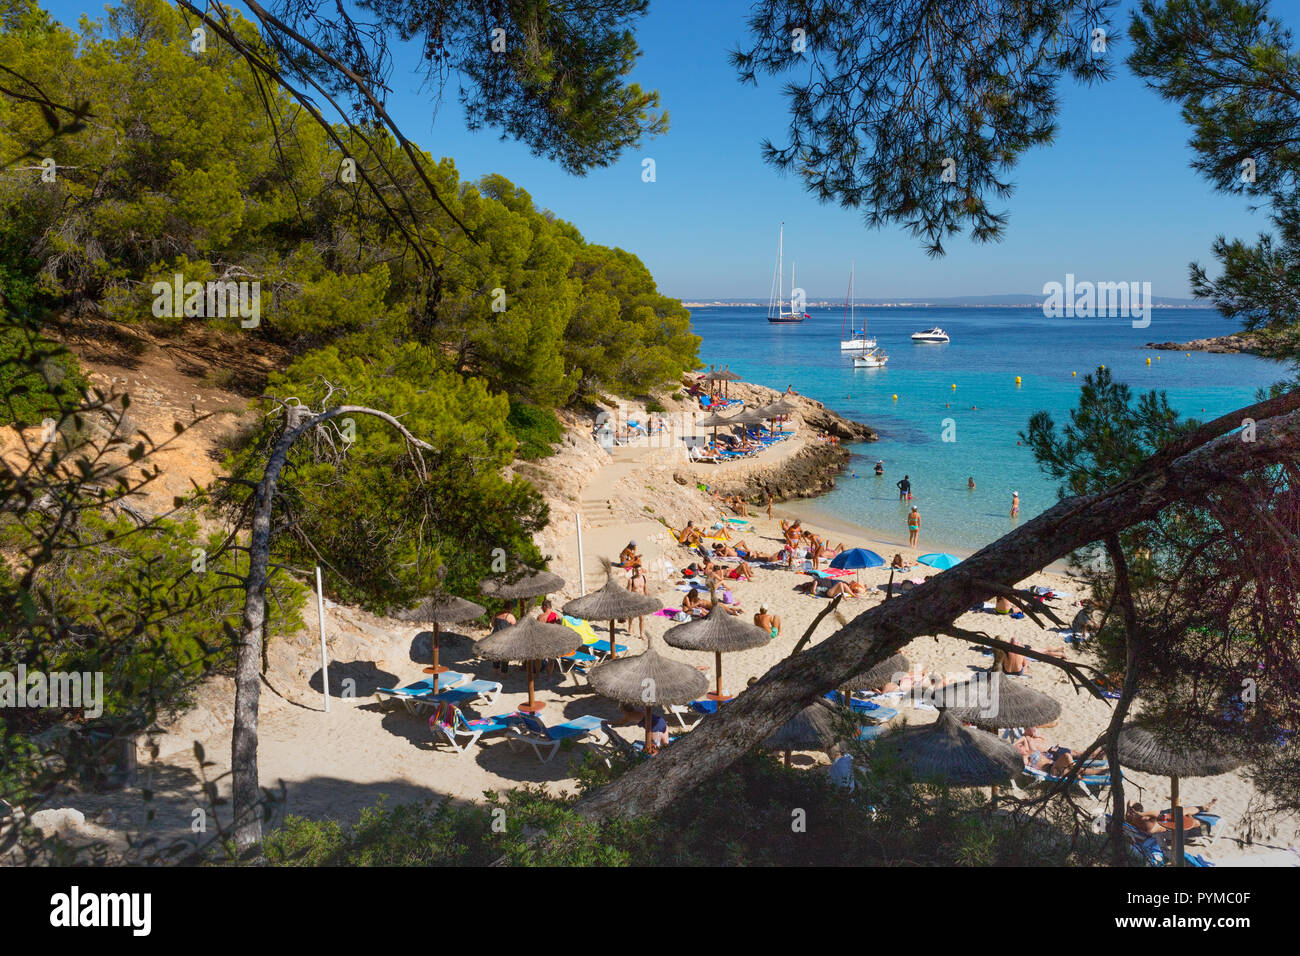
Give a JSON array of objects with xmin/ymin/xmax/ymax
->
[
  {"xmin": 375, "ymin": 672, "xmax": 470, "ymax": 712},
  {"xmin": 823, "ymin": 691, "xmax": 900, "ymax": 724},
  {"xmin": 504, "ymin": 712, "xmax": 608, "ymax": 762},
  {"xmin": 430, "ymin": 706, "xmax": 514, "ymax": 754}
]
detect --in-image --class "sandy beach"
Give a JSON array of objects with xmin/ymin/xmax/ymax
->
[{"xmin": 31, "ymin": 392, "xmax": 1300, "ymax": 865}]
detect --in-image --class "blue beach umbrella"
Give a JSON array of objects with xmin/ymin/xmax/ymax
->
[
  {"xmin": 830, "ymin": 548, "xmax": 885, "ymax": 581},
  {"xmin": 917, "ymin": 552, "xmax": 962, "ymax": 570}
]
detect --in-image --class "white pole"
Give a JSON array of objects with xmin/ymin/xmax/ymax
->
[
  {"xmin": 575, "ymin": 512, "xmax": 586, "ymax": 592},
  {"xmin": 315, "ymin": 565, "xmax": 329, "ymax": 713}
]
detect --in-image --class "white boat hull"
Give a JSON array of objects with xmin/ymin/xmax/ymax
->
[
  {"xmin": 853, "ymin": 352, "xmax": 888, "ymax": 367},
  {"xmin": 840, "ymin": 337, "xmax": 877, "ymax": 350}
]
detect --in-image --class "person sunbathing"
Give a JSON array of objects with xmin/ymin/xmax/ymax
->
[
  {"xmin": 724, "ymin": 560, "xmax": 755, "ymax": 581},
  {"xmin": 682, "ymin": 588, "xmax": 709, "ymax": 615},
  {"xmin": 618, "ymin": 540, "xmax": 640, "ymax": 566},
  {"xmin": 1126, "ymin": 802, "xmax": 1164, "ymax": 835},
  {"xmin": 617, "ymin": 703, "xmax": 671, "ymax": 751},
  {"xmin": 677, "ymin": 522, "xmax": 703, "ymax": 545},
  {"xmin": 1045, "ymin": 750, "xmax": 1109, "ymax": 778},
  {"xmin": 889, "ymin": 553, "xmax": 911, "ymax": 571},
  {"xmin": 729, "ymin": 496, "xmax": 749, "ymax": 517},
  {"xmin": 754, "ymin": 606, "xmax": 781, "ymax": 640},
  {"xmin": 824, "ymin": 580, "xmax": 866, "ymax": 599}
]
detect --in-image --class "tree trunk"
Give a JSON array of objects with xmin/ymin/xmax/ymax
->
[
  {"xmin": 1103, "ymin": 533, "xmax": 1144, "ymax": 865},
  {"xmin": 575, "ymin": 403, "xmax": 1300, "ymax": 821},
  {"xmin": 231, "ymin": 405, "xmax": 435, "ymax": 851}
]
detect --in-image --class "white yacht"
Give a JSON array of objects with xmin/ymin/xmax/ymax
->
[
  {"xmin": 910, "ymin": 327, "xmax": 950, "ymax": 343},
  {"xmin": 767, "ymin": 223, "xmax": 808, "ymax": 323}
]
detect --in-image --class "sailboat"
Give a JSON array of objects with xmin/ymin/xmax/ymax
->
[
  {"xmin": 767, "ymin": 223, "xmax": 809, "ymax": 323},
  {"xmin": 840, "ymin": 262, "xmax": 876, "ymax": 350}
]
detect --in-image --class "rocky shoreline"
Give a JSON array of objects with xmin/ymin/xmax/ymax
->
[
  {"xmin": 691, "ymin": 440, "xmax": 853, "ymax": 502},
  {"xmin": 1146, "ymin": 332, "xmax": 1263, "ymax": 354}
]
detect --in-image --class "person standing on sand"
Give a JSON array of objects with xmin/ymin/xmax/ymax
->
[
  {"xmin": 907, "ymin": 506, "xmax": 921, "ymax": 547},
  {"xmin": 1011, "ymin": 491, "xmax": 1020, "ymax": 518},
  {"xmin": 626, "ymin": 562, "xmax": 649, "ymax": 639},
  {"xmin": 897, "ymin": 474, "xmax": 911, "ymax": 500},
  {"xmin": 766, "ymin": 494, "xmax": 774, "ymax": 519}
]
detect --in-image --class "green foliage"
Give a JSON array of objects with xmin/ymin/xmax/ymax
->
[
  {"xmin": 258, "ymin": 751, "xmax": 1090, "ymax": 867},
  {"xmin": 1128, "ymin": 0, "xmax": 1300, "ymax": 364},
  {"xmin": 732, "ymin": 0, "xmax": 1116, "ymax": 255},
  {"xmin": 1021, "ymin": 366, "xmax": 1190, "ymax": 497},
  {"xmin": 2, "ymin": 510, "xmax": 305, "ymax": 726},
  {"xmin": 506, "ymin": 397, "xmax": 564, "ymax": 460},
  {"xmin": 0, "ymin": 318, "xmax": 87, "ymax": 426},
  {"xmin": 223, "ymin": 343, "xmax": 548, "ymax": 612}
]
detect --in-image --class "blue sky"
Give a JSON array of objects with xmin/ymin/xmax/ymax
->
[{"xmin": 43, "ymin": 0, "xmax": 1276, "ymax": 300}]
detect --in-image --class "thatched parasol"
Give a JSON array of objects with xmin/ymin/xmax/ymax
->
[
  {"xmin": 1117, "ymin": 721, "xmax": 1244, "ymax": 867},
  {"xmin": 839, "ymin": 653, "xmax": 912, "ymax": 694},
  {"xmin": 475, "ymin": 616, "xmax": 577, "ymax": 713},
  {"xmin": 394, "ymin": 594, "xmax": 485, "ymax": 692},
  {"xmin": 562, "ymin": 570, "xmax": 661, "ymax": 658},
  {"xmin": 697, "ymin": 408, "xmax": 739, "ymax": 444},
  {"xmin": 663, "ymin": 603, "xmax": 768, "ymax": 701},
  {"xmin": 587, "ymin": 636, "xmax": 708, "ymax": 751},
  {"xmin": 940, "ymin": 675, "xmax": 1062, "ymax": 730},
  {"xmin": 479, "ymin": 568, "xmax": 565, "ymax": 619},
  {"xmin": 764, "ymin": 698, "xmax": 840, "ymax": 766},
  {"xmin": 873, "ymin": 711, "xmax": 1023, "ymax": 787}
]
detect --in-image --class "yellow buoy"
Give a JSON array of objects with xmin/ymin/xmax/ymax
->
[
  {"xmin": 892, "ymin": 394, "xmax": 898, "ymax": 401},
  {"xmin": 1015, "ymin": 376, "xmax": 1022, "ymax": 386},
  {"xmin": 1186, "ymin": 352, "xmax": 1190, "ymax": 357},
  {"xmin": 951, "ymin": 383, "xmax": 956, "ymax": 390},
  {"xmin": 1146, "ymin": 357, "xmax": 1151, "ymax": 365},
  {"xmin": 1072, "ymin": 371, "xmax": 1076, "ymax": 377}
]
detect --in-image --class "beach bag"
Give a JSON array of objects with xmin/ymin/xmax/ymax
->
[
  {"xmin": 673, "ymin": 611, "xmax": 690, "ymax": 623},
  {"xmin": 719, "ymin": 589, "xmax": 735, "ymax": 604}
]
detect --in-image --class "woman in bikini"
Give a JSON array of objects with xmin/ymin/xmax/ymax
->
[
  {"xmin": 626, "ymin": 562, "xmax": 649, "ymax": 639},
  {"xmin": 754, "ymin": 606, "xmax": 781, "ymax": 640}
]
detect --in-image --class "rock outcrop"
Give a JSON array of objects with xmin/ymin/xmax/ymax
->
[{"xmin": 1146, "ymin": 333, "xmax": 1264, "ymax": 354}]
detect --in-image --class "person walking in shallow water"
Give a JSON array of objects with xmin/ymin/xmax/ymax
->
[
  {"xmin": 897, "ymin": 474, "xmax": 911, "ymax": 500},
  {"xmin": 1011, "ymin": 491, "xmax": 1020, "ymax": 518},
  {"xmin": 907, "ymin": 506, "xmax": 921, "ymax": 548}
]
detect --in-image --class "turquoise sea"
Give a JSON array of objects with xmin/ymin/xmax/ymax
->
[{"xmin": 691, "ymin": 306, "xmax": 1285, "ymax": 554}]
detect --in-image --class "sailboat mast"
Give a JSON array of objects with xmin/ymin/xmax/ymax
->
[{"xmin": 778, "ymin": 223, "xmax": 784, "ymax": 313}]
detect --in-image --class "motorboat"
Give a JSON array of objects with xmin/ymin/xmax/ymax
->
[{"xmin": 910, "ymin": 327, "xmax": 950, "ymax": 343}]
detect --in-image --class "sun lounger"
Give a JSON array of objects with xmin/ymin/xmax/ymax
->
[
  {"xmin": 430, "ymin": 705, "xmax": 513, "ymax": 754},
  {"xmin": 587, "ymin": 638, "xmax": 628, "ymax": 659},
  {"xmin": 504, "ymin": 712, "xmax": 608, "ymax": 762},
  {"xmin": 823, "ymin": 691, "xmax": 899, "ymax": 724},
  {"xmin": 1020, "ymin": 764, "xmax": 1112, "ymax": 799},
  {"xmin": 417, "ymin": 680, "xmax": 503, "ymax": 710},
  {"xmin": 375, "ymin": 672, "xmax": 470, "ymax": 712}
]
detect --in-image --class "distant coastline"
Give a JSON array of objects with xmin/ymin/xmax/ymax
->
[{"xmin": 682, "ymin": 300, "xmax": 1210, "ymax": 309}]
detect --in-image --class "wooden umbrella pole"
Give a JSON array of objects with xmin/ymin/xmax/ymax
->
[
  {"xmin": 1172, "ymin": 774, "xmax": 1183, "ymax": 868},
  {"xmin": 432, "ymin": 621, "xmax": 441, "ymax": 692},
  {"xmin": 715, "ymin": 651, "xmax": 724, "ymax": 699},
  {"xmin": 608, "ymin": 619, "xmax": 617, "ymax": 658},
  {"xmin": 526, "ymin": 660, "xmax": 536, "ymax": 711},
  {"xmin": 645, "ymin": 711, "xmax": 654, "ymax": 754}
]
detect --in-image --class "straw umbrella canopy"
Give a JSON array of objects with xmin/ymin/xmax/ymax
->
[
  {"xmin": 764, "ymin": 698, "xmax": 840, "ymax": 766},
  {"xmin": 727, "ymin": 408, "xmax": 768, "ymax": 442},
  {"xmin": 762, "ymin": 397, "xmax": 798, "ymax": 432},
  {"xmin": 839, "ymin": 652, "xmax": 912, "ymax": 695},
  {"xmin": 1117, "ymin": 721, "xmax": 1244, "ymax": 867},
  {"xmin": 873, "ymin": 711, "xmax": 1023, "ymax": 787},
  {"xmin": 587, "ymin": 636, "xmax": 708, "ymax": 751},
  {"xmin": 475, "ymin": 615, "xmax": 577, "ymax": 713},
  {"xmin": 479, "ymin": 569, "xmax": 565, "ymax": 619},
  {"xmin": 393, "ymin": 594, "xmax": 485, "ymax": 692},
  {"xmin": 941, "ymin": 675, "xmax": 1062, "ymax": 730},
  {"xmin": 562, "ymin": 570, "xmax": 662, "ymax": 658},
  {"xmin": 697, "ymin": 408, "xmax": 739, "ymax": 444},
  {"xmin": 663, "ymin": 603, "xmax": 768, "ymax": 701}
]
